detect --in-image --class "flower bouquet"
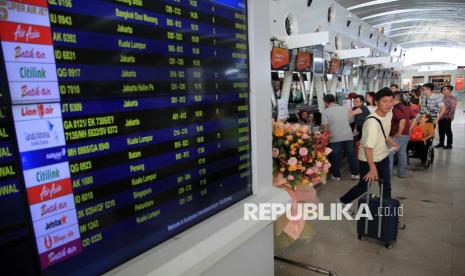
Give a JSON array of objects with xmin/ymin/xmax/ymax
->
[
  {"xmin": 272, "ymin": 120, "xmax": 332, "ymax": 188},
  {"xmin": 272, "ymin": 120, "xmax": 332, "ymax": 247}
]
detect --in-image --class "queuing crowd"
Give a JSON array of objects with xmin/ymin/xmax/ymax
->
[
  {"xmin": 296, "ymin": 83, "xmax": 458, "ymax": 182},
  {"xmin": 294, "ymin": 84, "xmax": 458, "ymax": 228}
]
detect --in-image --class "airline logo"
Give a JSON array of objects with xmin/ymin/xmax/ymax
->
[
  {"xmin": 29, "ymin": 193, "xmax": 75, "ymax": 221},
  {"xmin": 27, "ymin": 177, "xmax": 72, "ymax": 204},
  {"xmin": 36, "ymin": 224, "xmax": 80, "ymax": 254},
  {"xmin": 5, "ymin": 62, "xmax": 57, "ymax": 82},
  {"xmin": 0, "ymin": 1, "xmax": 50, "ymax": 27},
  {"xmin": 19, "ymin": 146, "xmax": 68, "ymax": 170},
  {"xmin": 0, "ymin": 21, "xmax": 52, "ymax": 44},
  {"xmin": 9, "ymin": 81, "xmax": 60, "ymax": 104},
  {"xmin": 1, "ymin": 41, "xmax": 54, "ymax": 63},
  {"xmin": 13, "ymin": 102, "xmax": 61, "ymax": 121},
  {"xmin": 14, "ymin": 118, "xmax": 65, "ymax": 152},
  {"xmin": 2, "ymin": 0, "xmax": 48, "ymax": 8},
  {"xmin": 39, "ymin": 238, "xmax": 82, "ymax": 269},
  {"xmin": 33, "ymin": 209, "xmax": 78, "ymax": 238},
  {"xmin": 23, "ymin": 161, "xmax": 70, "ymax": 188}
]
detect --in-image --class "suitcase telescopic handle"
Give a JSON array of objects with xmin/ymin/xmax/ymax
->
[{"xmin": 364, "ymin": 179, "xmax": 384, "ymax": 238}]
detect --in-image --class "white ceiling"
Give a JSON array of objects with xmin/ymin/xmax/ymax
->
[{"xmin": 335, "ymin": 0, "xmax": 465, "ymax": 48}]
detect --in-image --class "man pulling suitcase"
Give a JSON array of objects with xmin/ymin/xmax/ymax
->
[{"xmin": 339, "ymin": 88, "xmax": 405, "ymax": 247}]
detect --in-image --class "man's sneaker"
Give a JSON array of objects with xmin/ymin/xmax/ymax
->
[
  {"xmin": 444, "ymin": 145, "xmax": 452, "ymax": 149},
  {"xmin": 331, "ymin": 175, "xmax": 341, "ymax": 182},
  {"xmin": 393, "ymin": 172, "xmax": 406, "ymax": 178},
  {"xmin": 351, "ymin": 174, "xmax": 360, "ymax": 180},
  {"xmin": 434, "ymin": 144, "xmax": 444, "ymax": 148}
]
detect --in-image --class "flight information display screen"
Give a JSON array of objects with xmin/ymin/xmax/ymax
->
[{"xmin": 0, "ymin": 0, "xmax": 252, "ymax": 275}]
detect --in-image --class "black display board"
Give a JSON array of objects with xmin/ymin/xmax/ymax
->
[{"xmin": 0, "ymin": 0, "xmax": 252, "ymax": 275}]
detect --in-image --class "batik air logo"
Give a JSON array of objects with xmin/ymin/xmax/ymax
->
[
  {"xmin": 15, "ymin": 45, "xmax": 46, "ymax": 60},
  {"xmin": 21, "ymin": 84, "xmax": 52, "ymax": 98},
  {"xmin": 41, "ymin": 200, "xmax": 68, "ymax": 218},
  {"xmin": 13, "ymin": 24, "xmax": 40, "ymax": 42}
]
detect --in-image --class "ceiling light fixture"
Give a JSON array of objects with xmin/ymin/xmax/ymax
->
[{"xmin": 348, "ymin": 0, "xmax": 399, "ymax": 11}]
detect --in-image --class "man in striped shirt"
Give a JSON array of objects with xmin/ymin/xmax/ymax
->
[{"xmin": 420, "ymin": 83, "xmax": 445, "ymax": 125}]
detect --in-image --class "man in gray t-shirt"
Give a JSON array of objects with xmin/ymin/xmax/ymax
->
[{"xmin": 322, "ymin": 94, "xmax": 359, "ymax": 181}]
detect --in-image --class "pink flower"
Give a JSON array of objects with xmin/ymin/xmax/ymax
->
[
  {"xmin": 287, "ymin": 157, "xmax": 298, "ymax": 166},
  {"xmin": 287, "ymin": 175, "xmax": 295, "ymax": 181},
  {"xmin": 302, "ymin": 125, "xmax": 310, "ymax": 134},
  {"xmin": 299, "ymin": 147, "xmax": 308, "ymax": 156},
  {"xmin": 302, "ymin": 133, "xmax": 310, "ymax": 140},
  {"xmin": 316, "ymin": 161, "xmax": 323, "ymax": 168},
  {"xmin": 323, "ymin": 163, "xmax": 331, "ymax": 170},
  {"xmin": 325, "ymin": 147, "xmax": 333, "ymax": 155},
  {"xmin": 305, "ymin": 168, "xmax": 314, "ymax": 175},
  {"xmin": 272, "ymin": 148, "xmax": 279, "ymax": 158},
  {"xmin": 311, "ymin": 177, "xmax": 320, "ymax": 184}
]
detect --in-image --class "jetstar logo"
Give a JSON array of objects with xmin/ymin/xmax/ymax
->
[
  {"xmin": 45, "ymin": 215, "xmax": 67, "ymax": 230},
  {"xmin": 21, "ymin": 104, "xmax": 54, "ymax": 118},
  {"xmin": 15, "ymin": 45, "xmax": 46, "ymax": 60},
  {"xmin": 21, "ymin": 84, "xmax": 52, "ymax": 98}
]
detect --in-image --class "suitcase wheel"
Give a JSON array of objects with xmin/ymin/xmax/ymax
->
[{"xmin": 385, "ymin": 243, "xmax": 393, "ymax": 249}]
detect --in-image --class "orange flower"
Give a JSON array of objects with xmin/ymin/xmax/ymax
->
[
  {"xmin": 297, "ymin": 139, "xmax": 304, "ymax": 145},
  {"xmin": 288, "ymin": 165, "xmax": 298, "ymax": 171},
  {"xmin": 287, "ymin": 135, "xmax": 294, "ymax": 141},
  {"xmin": 280, "ymin": 167, "xmax": 285, "ymax": 172},
  {"xmin": 274, "ymin": 128, "xmax": 284, "ymax": 137}
]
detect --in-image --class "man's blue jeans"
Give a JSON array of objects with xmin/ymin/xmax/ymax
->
[
  {"xmin": 389, "ymin": 135, "xmax": 410, "ymax": 177},
  {"xmin": 328, "ymin": 140, "xmax": 359, "ymax": 178}
]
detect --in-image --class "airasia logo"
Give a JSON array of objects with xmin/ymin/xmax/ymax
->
[
  {"xmin": 13, "ymin": 24, "xmax": 40, "ymax": 42},
  {"xmin": 21, "ymin": 104, "xmax": 54, "ymax": 118},
  {"xmin": 43, "ymin": 229, "xmax": 75, "ymax": 250},
  {"xmin": 39, "ymin": 182, "xmax": 63, "ymax": 201}
]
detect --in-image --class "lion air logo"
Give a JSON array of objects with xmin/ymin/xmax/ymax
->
[
  {"xmin": 44, "ymin": 235, "xmax": 53, "ymax": 249},
  {"xmin": 20, "ymin": 104, "xmax": 54, "ymax": 118}
]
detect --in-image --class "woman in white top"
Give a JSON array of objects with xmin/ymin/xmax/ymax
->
[{"xmin": 366, "ymin": 91, "xmax": 377, "ymax": 113}]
